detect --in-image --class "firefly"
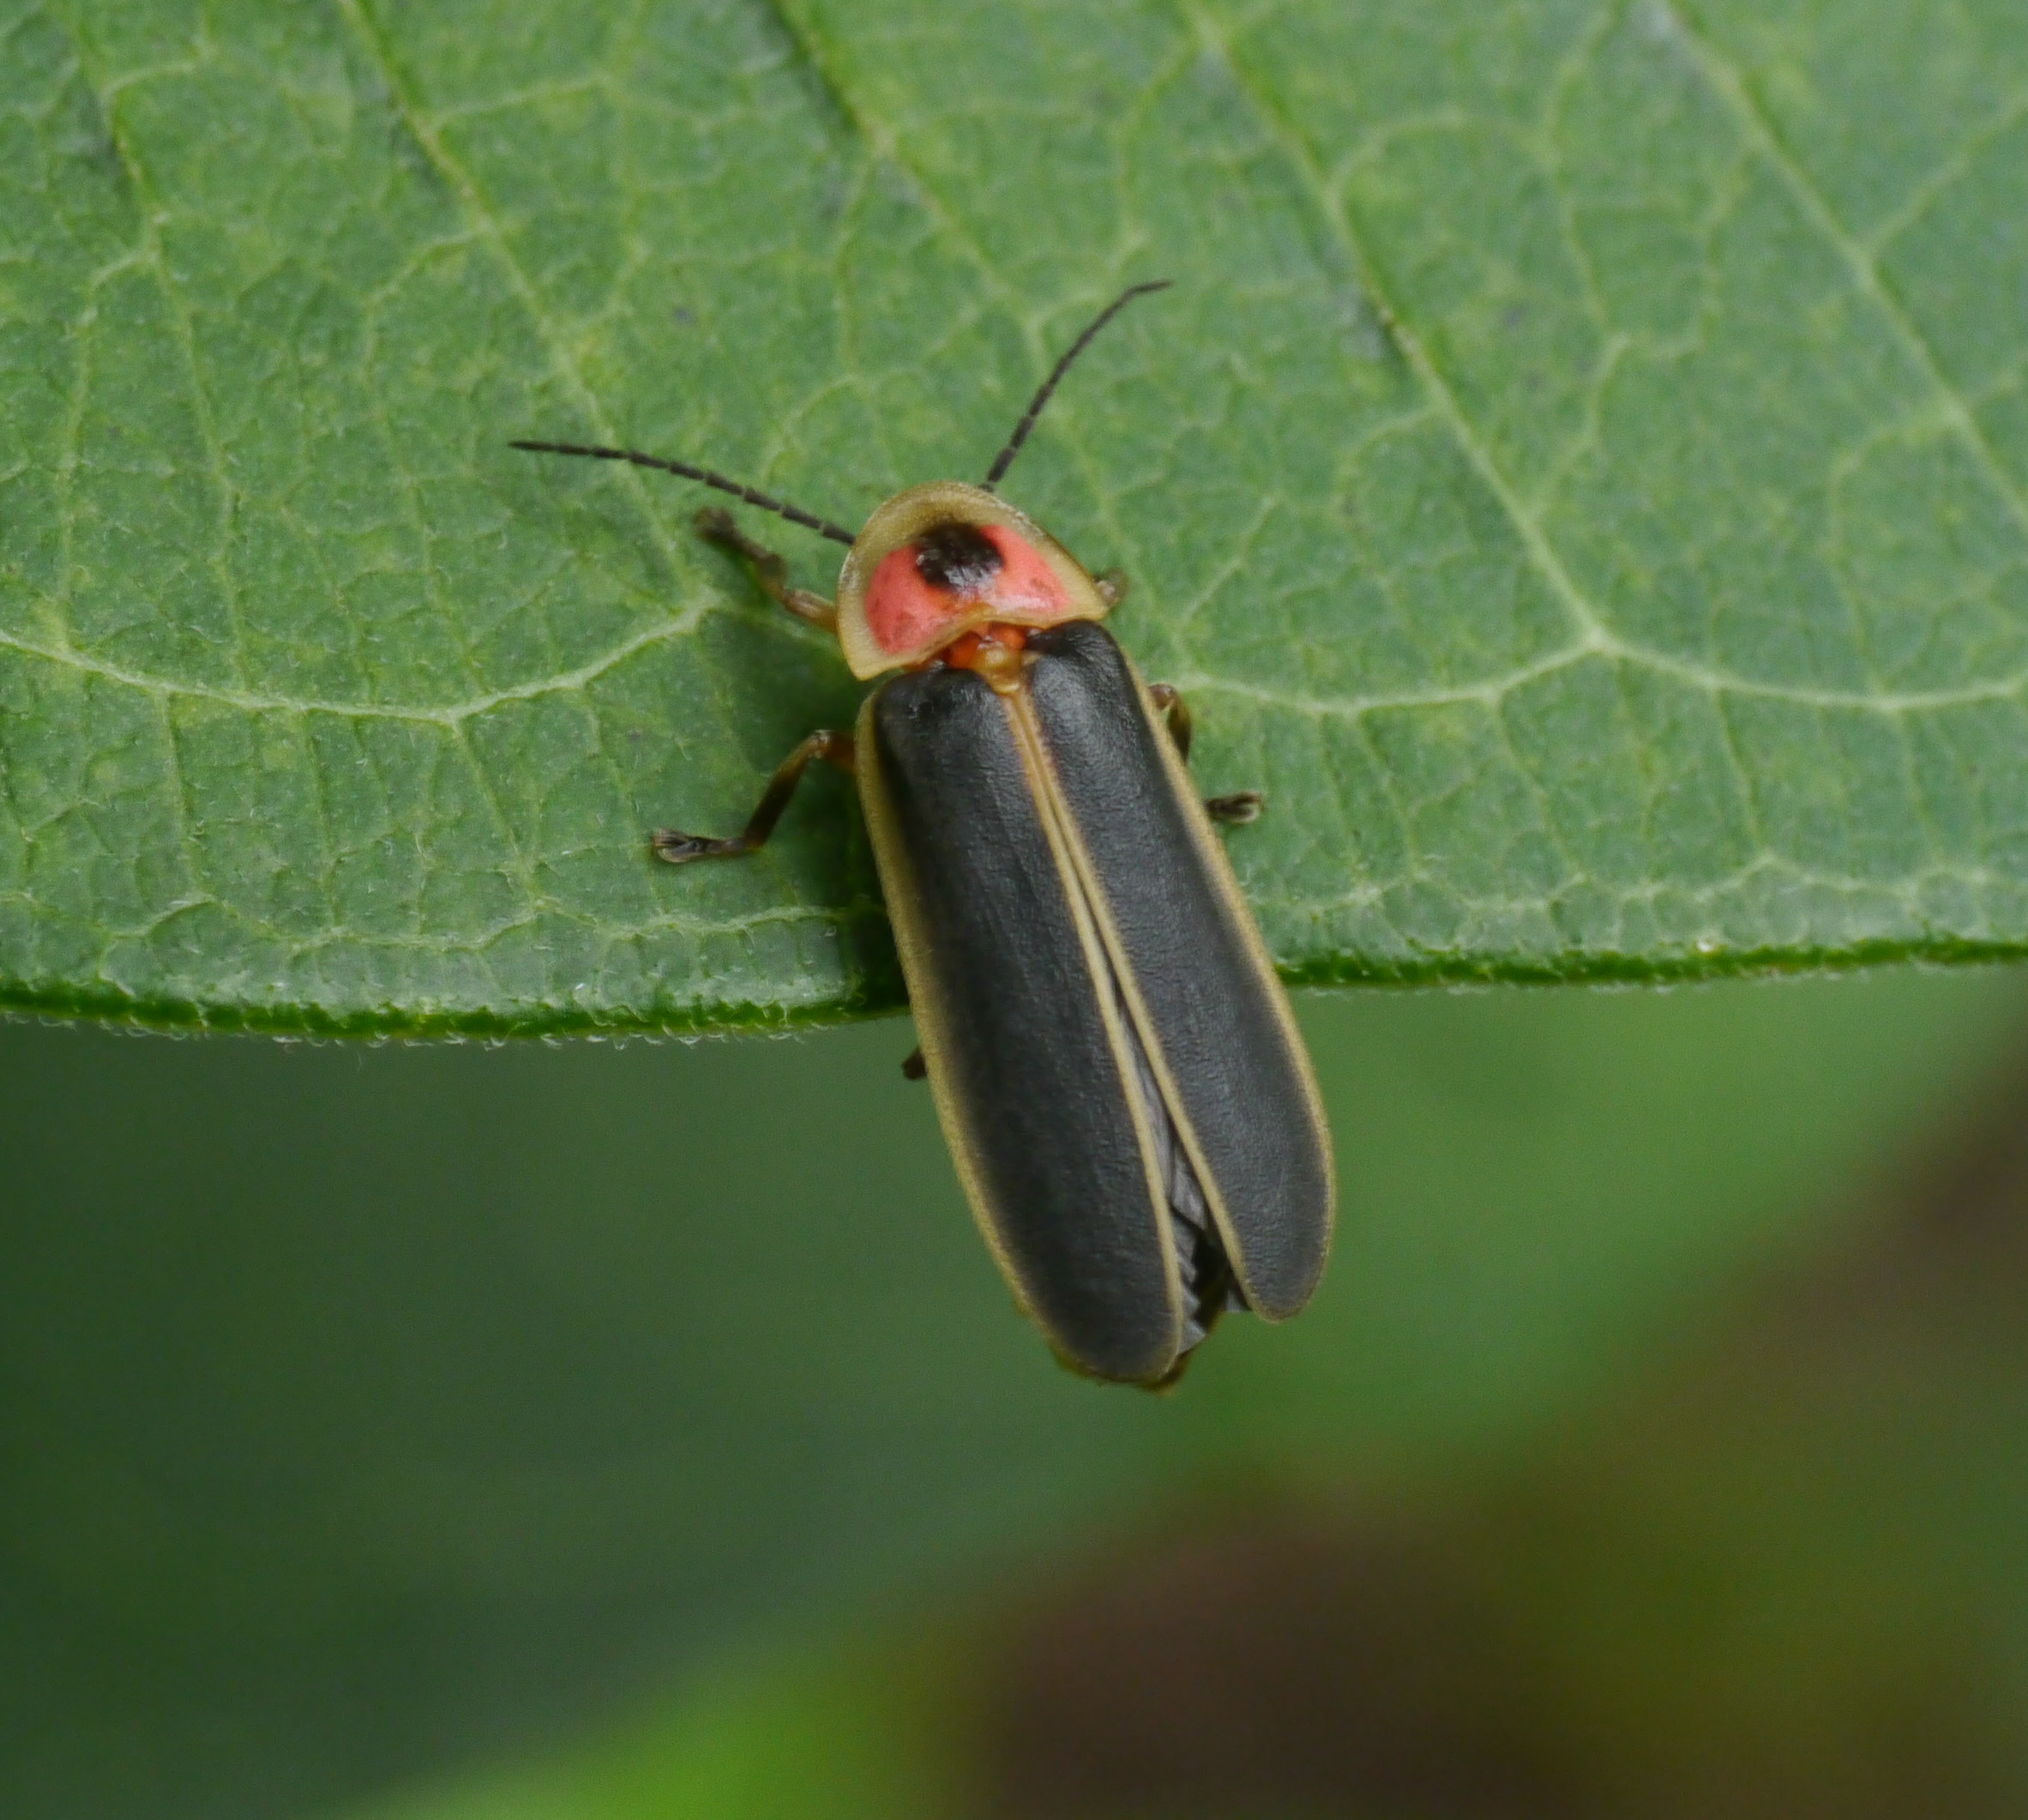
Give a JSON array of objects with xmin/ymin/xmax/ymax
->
[{"xmin": 514, "ymin": 283, "xmax": 1333, "ymax": 1385}]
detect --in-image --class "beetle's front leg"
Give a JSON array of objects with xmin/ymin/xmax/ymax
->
[
  {"xmin": 1094, "ymin": 568, "xmax": 1130, "ymax": 609},
  {"xmin": 652, "ymin": 730, "xmax": 856, "ymax": 863},
  {"xmin": 695, "ymin": 506, "xmax": 838, "ymax": 631},
  {"xmin": 1148, "ymin": 683, "xmax": 1265, "ymax": 825}
]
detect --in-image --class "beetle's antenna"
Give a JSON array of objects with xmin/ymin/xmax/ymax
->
[
  {"xmin": 981, "ymin": 280, "xmax": 1173, "ymax": 491},
  {"xmin": 509, "ymin": 441, "xmax": 859, "ymax": 546}
]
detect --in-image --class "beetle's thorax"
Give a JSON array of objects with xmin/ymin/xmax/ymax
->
[{"xmin": 833, "ymin": 480, "xmax": 1112, "ymax": 679}]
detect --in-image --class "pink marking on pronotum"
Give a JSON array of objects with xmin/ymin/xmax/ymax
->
[{"xmin": 864, "ymin": 523, "xmax": 1074, "ymax": 658}]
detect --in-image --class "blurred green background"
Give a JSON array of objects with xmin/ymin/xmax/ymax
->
[{"xmin": 8, "ymin": 968, "xmax": 2028, "ymax": 1819}]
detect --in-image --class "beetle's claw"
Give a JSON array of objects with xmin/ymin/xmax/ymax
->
[
  {"xmin": 1205, "ymin": 791, "xmax": 1265, "ymax": 825},
  {"xmin": 652, "ymin": 828, "xmax": 735, "ymax": 863}
]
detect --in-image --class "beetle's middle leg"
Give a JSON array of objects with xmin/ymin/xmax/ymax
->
[
  {"xmin": 1147, "ymin": 681, "xmax": 1194, "ymax": 762},
  {"xmin": 695, "ymin": 506, "xmax": 838, "ymax": 631},
  {"xmin": 652, "ymin": 730, "xmax": 856, "ymax": 863},
  {"xmin": 1148, "ymin": 683, "xmax": 1266, "ymax": 825},
  {"xmin": 1204, "ymin": 792, "xmax": 1264, "ymax": 824}
]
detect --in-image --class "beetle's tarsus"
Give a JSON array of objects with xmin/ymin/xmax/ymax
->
[
  {"xmin": 900, "ymin": 1046, "xmax": 928, "ymax": 1081},
  {"xmin": 696, "ymin": 506, "xmax": 839, "ymax": 630},
  {"xmin": 1095, "ymin": 568, "xmax": 1130, "ymax": 609},
  {"xmin": 1205, "ymin": 791, "xmax": 1264, "ymax": 825}
]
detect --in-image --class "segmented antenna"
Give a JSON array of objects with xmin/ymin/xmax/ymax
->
[
  {"xmin": 509, "ymin": 441, "xmax": 859, "ymax": 546},
  {"xmin": 981, "ymin": 280, "xmax": 1173, "ymax": 491}
]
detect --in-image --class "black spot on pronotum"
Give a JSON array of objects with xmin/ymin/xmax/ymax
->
[{"xmin": 914, "ymin": 521, "xmax": 1004, "ymax": 594}]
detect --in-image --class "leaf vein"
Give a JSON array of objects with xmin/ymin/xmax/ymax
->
[
  {"xmin": 1669, "ymin": 3, "xmax": 2028, "ymax": 549},
  {"xmin": 1178, "ymin": 1, "xmax": 1616, "ymax": 662},
  {"xmin": 329, "ymin": 0, "xmax": 693, "ymax": 611}
]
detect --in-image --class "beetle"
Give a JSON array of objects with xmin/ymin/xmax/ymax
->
[{"xmin": 513, "ymin": 282, "xmax": 1333, "ymax": 1386}]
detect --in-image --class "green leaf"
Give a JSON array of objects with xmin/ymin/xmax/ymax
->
[{"xmin": 4, "ymin": 0, "xmax": 2025, "ymax": 1033}]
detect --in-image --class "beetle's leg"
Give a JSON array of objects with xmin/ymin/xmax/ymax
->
[
  {"xmin": 695, "ymin": 506, "xmax": 838, "ymax": 631},
  {"xmin": 1205, "ymin": 792, "xmax": 1265, "ymax": 825},
  {"xmin": 900, "ymin": 1046, "xmax": 927, "ymax": 1081},
  {"xmin": 1151, "ymin": 684, "xmax": 1263, "ymax": 822},
  {"xmin": 1150, "ymin": 684, "xmax": 1263, "ymax": 823},
  {"xmin": 652, "ymin": 730, "xmax": 856, "ymax": 863},
  {"xmin": 1147, "ymin": 682, "xmax": 1194, "ymax": 763},
  {"xmin": 1094, "ymin": 567, "xmax": 1130, "ymax": 610}
]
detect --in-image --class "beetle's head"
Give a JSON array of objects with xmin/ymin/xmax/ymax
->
[{"xmin": 833, "ymin": 480, "xmax": 1110, "ymax": 679}]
